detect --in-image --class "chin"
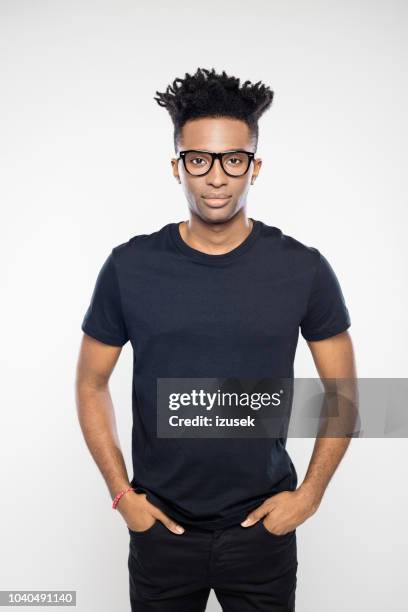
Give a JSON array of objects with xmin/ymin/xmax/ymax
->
[
  {"xmin": 196, "ymin": 202, "xmax": 237, "ymax": 222},
  {"xmin": 200, "ymin": 210, "xmax": 236, "ymax": 225}
]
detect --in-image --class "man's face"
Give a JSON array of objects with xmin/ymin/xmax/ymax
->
[{"xmin": 171, "ymin": 117, "xmax": 262, "ymax": 224}]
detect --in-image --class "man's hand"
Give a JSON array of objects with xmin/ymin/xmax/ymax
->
[
  {"xmin": 116, "ymin": 491, "xmax": 185, "ymax": 535},
  {"xmin": 240, "ymin": 486, "xmax": 320, "ymax": 535}
]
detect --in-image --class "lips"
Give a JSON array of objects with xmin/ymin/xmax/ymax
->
[{"xmin": 202, "ymin": 195, "xmax": 232, "ymax": 207}]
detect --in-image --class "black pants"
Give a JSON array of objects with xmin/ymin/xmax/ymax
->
[{"xmin": 128, "ymin": 519, "xmax": 298, "ymax": 611}]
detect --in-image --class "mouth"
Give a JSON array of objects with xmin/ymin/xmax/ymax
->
[{"xmin": 202, "ymin": 196, "xmax": 232, "ymax": 208}]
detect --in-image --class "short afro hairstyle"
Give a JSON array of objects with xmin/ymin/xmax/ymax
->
[{"xmin": 154, "ymin": 67, "xmax": 274, "ymax": 153}]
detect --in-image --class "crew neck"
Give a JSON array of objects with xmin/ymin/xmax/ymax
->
[{"xmin": 169, "ymin": 218, "xmax": 262, "ymax": 265}]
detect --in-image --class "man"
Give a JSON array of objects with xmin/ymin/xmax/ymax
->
[{"xmin": 76, "ymin": 67, "xmax": 356, "ymax": 611}]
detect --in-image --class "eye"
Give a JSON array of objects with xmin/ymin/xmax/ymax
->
[
  {"xmin": 191, "ymin": 157, "xmax": 206, "ymax": 166},
  {"xmin": 227, "ymin": 157, "xmax": 242, "ymax": 166}
]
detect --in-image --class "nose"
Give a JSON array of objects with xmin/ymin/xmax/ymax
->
[{"xmin": 206, "ymin": 158, "xmax": 227, "ymax": 186}]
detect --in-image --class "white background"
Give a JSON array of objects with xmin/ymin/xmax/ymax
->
[{"xmin": 1, "ymin": 0, "xmax": 407, "ymax": 610}]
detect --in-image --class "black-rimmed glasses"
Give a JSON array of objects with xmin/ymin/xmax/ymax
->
[{"xmin": 177, "ymin": 149, "xmax": 255, "ymax": 177}]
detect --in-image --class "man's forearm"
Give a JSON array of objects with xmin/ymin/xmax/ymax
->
[
  {"xmin": 299, "ymin": 436, "xmax": 352, "ymax": 509},
  {"xmin": 76, "ymin": 382, "xmax": 131, "ymax": 500}
]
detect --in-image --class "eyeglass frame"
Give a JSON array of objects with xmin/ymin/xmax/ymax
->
[{"xmin": 177, "ymin": 149, "xmax": 255, "ymax": 178}]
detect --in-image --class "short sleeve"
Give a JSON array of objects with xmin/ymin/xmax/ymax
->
[
  {"xmin": 300, "ymin": 250, "xmax": 351, "ymax": 341},
  {"xmin": 81, "ymin": 251, "xmax": 129, "ymax": 347}
]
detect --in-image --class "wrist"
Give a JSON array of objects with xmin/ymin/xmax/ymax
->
[
  {"xmin": 297, "ymin": 481, "xmax": 322, "ymax": 514},
  {"xmin": 112, "ymin": 486, "xmax": 136, "ymax": 510}
]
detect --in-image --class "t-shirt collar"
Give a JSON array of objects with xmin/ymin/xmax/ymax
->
[{"xmin": 169, "ymin": 218, "xmax": 262, "ymax": 265}]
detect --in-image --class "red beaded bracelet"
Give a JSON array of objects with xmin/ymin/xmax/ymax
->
[{"xmin": 112, "ymin": 487, "xmax": 135, "ymax": 509}]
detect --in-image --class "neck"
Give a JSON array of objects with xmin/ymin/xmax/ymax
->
[{"xmin": 179, "ymin": 211, "xmax": 253, "ymax": 256}]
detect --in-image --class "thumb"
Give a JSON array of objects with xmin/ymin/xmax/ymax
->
[
  {"xmin": 142, "ymin": 493, "xmax": 185, "ymax": 535},
  {"xmin": 153, "ymin": 509, "xmax": 185, "ymax": 535},
  {"xmin": 241, "ymin": 505, "xmax": 270, "ymax": 527}
]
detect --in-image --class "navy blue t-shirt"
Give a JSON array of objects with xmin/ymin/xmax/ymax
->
[{"xmin": 81, "ymin": 218, "xmax": 351, "ymax": 530}]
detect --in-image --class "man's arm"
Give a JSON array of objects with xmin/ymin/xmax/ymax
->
[
  {"xmin": 241, "ymin": 330, "xmax": 357, "ymax": 533},
  {"xmin": 75, "ymin": 333, "xmax": 185, "ymax": 534},
  {"xmin": 298, "ymin": 329, "xmax": 357, "ymax": 509},
  {"xmin": 75, "ymin": 333, "xmax": 131, "ymax": 499}
]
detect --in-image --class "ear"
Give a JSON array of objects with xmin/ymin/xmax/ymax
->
[
  {"xmin": 171, "ymin": 158, "xmax": 181, "ymax": 184},
  {"xmin": 250, "ymin": 158, "xmax": 262, "ymax": 184}
]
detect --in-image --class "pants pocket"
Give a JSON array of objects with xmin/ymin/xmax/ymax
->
[
  {"xmin": 259, "ymin": 519, "xmax": 295, "ymax": 538},
  {"xmin": 128, "ymin": 519, "xmax": 159, "ymax": 536}
]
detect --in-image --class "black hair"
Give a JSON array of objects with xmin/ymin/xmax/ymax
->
[{"xmin": 154, "ymin": 67, "xmax": 274, "ymax": 153}]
